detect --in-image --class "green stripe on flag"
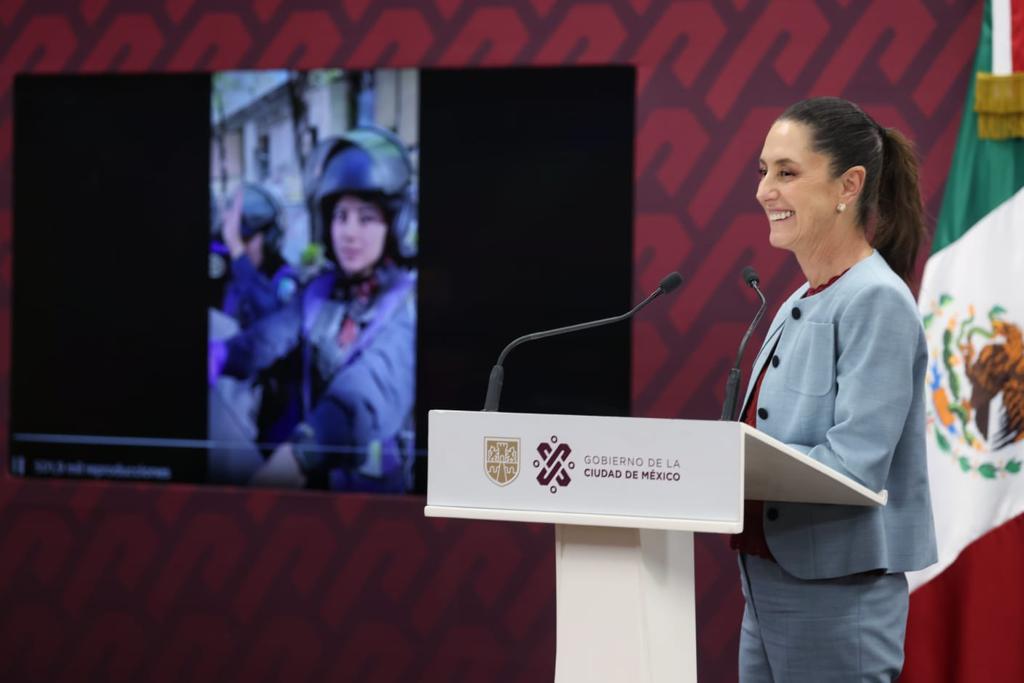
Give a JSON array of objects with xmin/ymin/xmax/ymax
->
[{"xmin": 933, "ymin": 0, "xmax": 1024, "ymax": 254}]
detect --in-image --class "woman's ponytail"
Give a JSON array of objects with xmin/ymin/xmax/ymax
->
[{"xmin": 873, "ymin": 127, "xmax": 926, "ymax": 284}]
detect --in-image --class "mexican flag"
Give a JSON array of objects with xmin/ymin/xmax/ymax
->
[{"xmin": 904, "ymin": 0, "xmax": 1024, "ymax": 680}]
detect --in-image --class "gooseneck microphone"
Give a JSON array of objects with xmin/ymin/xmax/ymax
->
[
  {"xmin": 483, "ymin": 271, "xmax": 683, "ymax": 412},
  {"xmin": 719, "ymin": 266, "xmax": 768, "ymax": 421}
]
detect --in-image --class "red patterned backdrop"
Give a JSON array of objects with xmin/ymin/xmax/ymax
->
[{"xmin": 0, "ymin": 0, "xmax": 979, "ymax": 680}]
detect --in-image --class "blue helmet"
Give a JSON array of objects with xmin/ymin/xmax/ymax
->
[
  {"xmin": 311, "ymin": 126, "xmax": 416, "ymax": 259},
  {"xmin": 239, "ymin": 183, "xmax": 283, "ymax": 253}
]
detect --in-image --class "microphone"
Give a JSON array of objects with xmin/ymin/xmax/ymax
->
[
  {"xmin": 483, "ymin": 271, "xmax": 683, "ymax": 412},
  {"xmin": 719, "ymin": 266, "xmax": 768, "ymax": 421}
]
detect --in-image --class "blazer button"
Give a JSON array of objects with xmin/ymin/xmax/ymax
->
[
  {"xmin": 757, "ymin": 407, "xmax": 768, "ymax": 420},
  {"xmin": 791, "ymin": 308, "xmax": 801, "ymax": 320},
  {"xmin": 766, "ymin": 507, "xmax": 779, "ymax": 521},
  {"xmin": 771, "ymin": 355, "xmax": 780, "ymax": 368}
]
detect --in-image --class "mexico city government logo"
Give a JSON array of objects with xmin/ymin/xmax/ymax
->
[
  {"xmin": 534, "ymin": 435, "xmax": 574, "ymax": 494},
  {"xmin": 484, "ymin": 437, "xmax": 520, "ymax": 486}
]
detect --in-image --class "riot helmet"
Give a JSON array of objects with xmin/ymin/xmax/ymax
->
[
  {"xmin": 239, "ymin": 183, "xmax": 284, "ymax": 254},
  {"xmin": 310, "ymin": 127, "xmax": 416, "ymax": 262}
]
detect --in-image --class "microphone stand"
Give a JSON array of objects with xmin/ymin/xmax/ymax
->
[
  {"xmin": 720, "ymin": 271, "xmax": 768, "ymax": 421},
  {"xmin": 483, "ymin": 273, "xmax": 682, "ymax": 412}
]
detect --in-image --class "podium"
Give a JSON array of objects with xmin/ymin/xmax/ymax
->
[{"xmin": 425, "ymin": 410, "xmax": 886, "ymax": 683}]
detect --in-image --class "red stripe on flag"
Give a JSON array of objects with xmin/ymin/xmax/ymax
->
[
  {"xmin": 1013, "ymin": 0, "xmax": 1024, "ymax": 70},
  {"xmin": 903, "ymin": 512, "xmax": 1024, "ymax": 682}
]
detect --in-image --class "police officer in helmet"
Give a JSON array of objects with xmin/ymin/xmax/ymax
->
[
  {"xmin": 210, "ymin": 127, "xmax": 417, "ymax": 492},
  {"xmin": 220, "ymin": 183, "xmax": 298, "ymax": 328}
]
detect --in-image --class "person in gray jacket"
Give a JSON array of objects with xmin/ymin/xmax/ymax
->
[
  {"xmin": 209, "ymin": 127, "xmax": 417, "ymax": 492},
  {"xmin": 735, "ymin": 97, "xmax": 937, "ymax": 682}
]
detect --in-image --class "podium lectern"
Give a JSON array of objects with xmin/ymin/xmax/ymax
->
[{"xmin": 425, "ymin": 410, "xmax": 886, "ymax": 683}]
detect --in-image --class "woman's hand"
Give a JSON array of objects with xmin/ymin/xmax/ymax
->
[{"xmin": 250, "ymin": 443, "xmax": 307, "ymax": 488}]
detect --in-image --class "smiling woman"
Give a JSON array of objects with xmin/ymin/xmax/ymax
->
[
  {"xmin": 756, "ymin": 99, "xmax": 926, "ymax": 286},
  {"xmin": 330, "ymin": 196, "xmax": 389, "ymax": 277},
  {"xmin": 756, "ymin": 120, "xmax": 867, "ymax": 268},
  {"xmin": 735, "ymin": 97, "xmax": 937, "ymax": 683}
]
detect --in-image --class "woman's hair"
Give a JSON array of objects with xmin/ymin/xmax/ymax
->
[{"xmin": 779, "ymin": 97, "xmax": 925, "ymax": 283}]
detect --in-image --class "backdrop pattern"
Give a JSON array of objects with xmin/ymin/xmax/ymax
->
[{"xmin": 0, "ymin": 0, "xmax": 978, "ymax": 680}]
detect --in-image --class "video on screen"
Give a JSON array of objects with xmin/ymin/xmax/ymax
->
[
  {"xmin": 207, "ymin": 69, "xmax": 419, "ymax": 492},
  {"xmin": 10, "ymin": 66, "xmax": 634, "ymax": 494},
  {"xmin": 10, "ymin": 68, "xmax": 419, "ymax": 493}
]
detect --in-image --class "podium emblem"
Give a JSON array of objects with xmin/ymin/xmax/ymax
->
[
  {"xmin": 484, "ymin": 438, "xmax": 520, "ymax": 486},
  {"xmin": 535, "ymin": 435, "xmax": 573, "ymax": 493}
]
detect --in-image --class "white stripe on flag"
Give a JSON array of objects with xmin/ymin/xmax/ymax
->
[
  {"xmin": 909, "ymin": 184, "xmax": 1024, "ymax": 592},
  {"xmin": 993, "ymin": 0, "xmax": 1013, "ymax": 74}
]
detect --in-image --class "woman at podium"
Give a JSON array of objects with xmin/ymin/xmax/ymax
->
[{"xmin": 732, "ymin": 97, "xmax": 938, "ymax": 681}]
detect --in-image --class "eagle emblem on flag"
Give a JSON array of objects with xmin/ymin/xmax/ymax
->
[{"xmin": 925, "ymin": 296, "xmax": 1024, "ymax": 477}]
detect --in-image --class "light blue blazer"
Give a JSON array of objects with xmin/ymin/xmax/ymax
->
[{"xmin": 743, "ymin": 251, "xmax": 938, "ymax": 580}]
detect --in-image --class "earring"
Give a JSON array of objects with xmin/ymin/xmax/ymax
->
[{"xmin": 836, "ymin": 202, "xmax": 846, "ymax": 213}]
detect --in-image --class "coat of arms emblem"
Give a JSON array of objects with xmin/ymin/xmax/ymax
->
[
  {"xmin": 925, "ymin": 297, "xmax": 1024, "ymax": 477},
  {"xmin": 484, "ymin": 438, "xmax": 520, "ymax": 486}
]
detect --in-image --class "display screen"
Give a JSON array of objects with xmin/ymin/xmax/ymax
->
[{"xmin": 10, "ymin": 67, "xmax": 634, "ymax": 493}]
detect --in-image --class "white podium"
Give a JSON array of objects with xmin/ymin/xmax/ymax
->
[{"xmin": 425, "ymin": 410, "xmax": 885, "ymax": 683}]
